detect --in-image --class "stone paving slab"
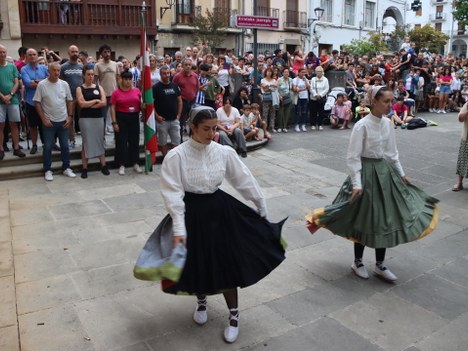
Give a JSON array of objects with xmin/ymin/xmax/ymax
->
[
  {"xmin": 0, "ymin": 325, "xmax": 20, "ymax": 351},
  {"xmin": 330, "ymin": 292, "xmax": 446, "ymax": 351},
  {"xmin": 248, "ymin": 316, "xmax": 384, "ymax": 351}
]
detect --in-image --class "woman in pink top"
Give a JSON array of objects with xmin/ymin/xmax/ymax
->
[
  {"xmin": 437, "ymin": 67, "xmax": 453, "ymax": 114},
  {"xmin": 110, "ymin": 69, "xmax": 143, "ymax": 175}
]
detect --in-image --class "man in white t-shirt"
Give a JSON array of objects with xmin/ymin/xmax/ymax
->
[{"xmin": 34, "ymin": 62, "xmax": 76, "ymax": 181}]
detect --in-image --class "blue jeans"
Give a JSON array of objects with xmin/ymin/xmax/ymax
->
[
  {"xmin": 294, "ymin": 98, "xmax": 308, "ymax": 126},
  {"xmin": 42, "ymin": 120, "xmax": 70, "ymax": 172}
]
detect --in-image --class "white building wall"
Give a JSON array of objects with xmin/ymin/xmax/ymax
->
[
  {"xmin": 406, "ymin": 0, "xmax": 466, "ymax": 57},
  {"xmin": 306, "ymin": 0, "xmax": 406, "ymax": 54}
]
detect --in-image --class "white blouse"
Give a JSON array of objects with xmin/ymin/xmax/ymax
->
[
  {"xmin": 347, "ymin": 113, "xmax": 405, "ymax": 189},
  {"xmin": 161, "ymin": 138, "xmax": 268, "ymax": 237}
]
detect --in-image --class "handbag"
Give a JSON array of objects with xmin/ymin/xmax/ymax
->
[
  {"xmin": 263, "ymin": 92, "xmax": 272, "ymax": 102},
  {"xmin": 282, "ymin": 95, "xmax": 292, "ymax": 105}
]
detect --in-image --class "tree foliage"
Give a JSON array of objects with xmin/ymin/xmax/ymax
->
[
  {"xmin": 409, "ymin": 24, "xmax": 449, "ymax": 53},
  {"xmin": 341, "ymin": 33, "xmax": 388, "ymax": 56},
  {"xmin": 388, "ymin": 24, "xmax": 410, "ymax": 52},
  {"xmin": 453, "ymin": 0, "xmax": 468, "ymax": 25},
  {"xmin": 192, "ymin": 9, "xmax": 227, "ymax": 53}
]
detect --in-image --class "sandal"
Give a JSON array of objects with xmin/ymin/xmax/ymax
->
[{"xmin": 452, "ymin": 183, "xmax": 464, "ymax": 192}]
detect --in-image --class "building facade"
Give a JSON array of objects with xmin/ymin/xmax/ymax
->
[
  {"xmin": 406, "ymin": 0, "xmax": 466, "ymax": 57},
  {"xmin": 156, "ymin": 0, "xmax": 307, "ymax": 56},
  {"xmin": 306, "ymin": 0, "xmax": 407, "ymax": 55},
  {"xmin": 1, "ymin": 0, "xmax": 158, "ymax": 61}
]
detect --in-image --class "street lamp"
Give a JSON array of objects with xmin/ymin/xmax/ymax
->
[
  {"xmin": 160, "ymin": 0, "xmax": 176, "ymax": 19},
  {"xmin": 307, "ymin": 7, "xmax": 324, "ymax": 54}
]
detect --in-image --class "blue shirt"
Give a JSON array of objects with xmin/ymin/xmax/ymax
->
[{"xmin": 21, "ymin": 64, "xmax": 49, "ymax": 106}]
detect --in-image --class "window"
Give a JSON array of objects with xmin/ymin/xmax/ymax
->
[
  {"xmin": 364, "ymin": 1, "xmax": 375, "ymax": 28},
  {"xmin": 177, "ymin": 0, "xmax": 191, "ymax": 15},
  {"xmin": 344, "ymin": 0, "xmax": 355, "ymax": 26},
  {"xmin": 435, "ymin": 22, "xmax": 442, "ymax": 31},
  {"xmin": 321, "ymin": 0, "xmax": 332, "ymax": 22}
]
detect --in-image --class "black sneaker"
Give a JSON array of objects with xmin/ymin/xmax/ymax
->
[
  {"xmin": 81, "ymin": 169, "xmax": 88, "ymax": 179},
  {"xmin": 3, "ymin": 145, "xmax": 10, "ymax": 152},
  {"xmin": 13, "ymin": 149, "xmax": 26, "ymax": 158},
  {"xmin": 53, "ymin": 144, "xmax": 61, "ymax": 151},
  {"xmin": 240, "ymin": 151, "xmax": 247, "ymax": 158},
  {"xmin": 101, "ymin": 165, "xmax": 110, "ymax": 176},
  {"xmin": 0, "ymin": 150, "xmax": 4, "ymax": 160},
  {"xmin": 30, "ymin": 145, "xmax": 38, "ymax": 155}
]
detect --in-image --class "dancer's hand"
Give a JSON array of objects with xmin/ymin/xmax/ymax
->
[
  {"xmin": 402, "ymin": 176, "xmax": 410, "ymax": 185},
  {"xmin": 173, "ymin": 236, "xmax": 186, "ymax": 248},
  {"xmin": 350, "ymin": 188, "xmax": 362, "ymax": 202}
]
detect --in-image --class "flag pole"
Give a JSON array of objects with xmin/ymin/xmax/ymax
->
[{"xmin": 141, "ymin": 1, "xmax": 148, "ymax": 174}]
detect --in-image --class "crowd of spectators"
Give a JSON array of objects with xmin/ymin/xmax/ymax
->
[{"xmin": 1, "ymin": 38, "xmax": 466, "ymax": 177}]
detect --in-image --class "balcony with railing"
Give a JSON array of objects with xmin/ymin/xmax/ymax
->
[
  {"xmin": 429, "ymin": 12, "xmax": 447, "ymax": 21},
  {"xmin": 19, "ymin": 0, "xmax": 157, "ymax": 36},
  {"xmin": 283, "ymin": 10, "xmax": 307, "ymax": 30},
  {"xmin": 257, "ymin": 6, "xmax": 279, "ymax": 18}
]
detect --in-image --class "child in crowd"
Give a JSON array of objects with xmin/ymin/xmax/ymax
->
[
  {"xmin": 330, "ymin": 93, "xmax": 352, "ymax": 129},
  {"xmin": 355, "ymin": 99, "xmax": 370, "ymax": 120},
  {"xmin": 392, "ymin": 95, "xmax": 413, "ymax": 128},
  {"xmin": 240, "ymin": 104, "xmax": 259, "ymax": 141},
  {"xmin": 250, "ymin": 103, "xmax": 269, "ymax": 140}
]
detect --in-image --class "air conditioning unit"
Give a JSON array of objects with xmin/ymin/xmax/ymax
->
[{"xmin": 245, "ymin": 29, "xmax": 252, "ymax": 36}]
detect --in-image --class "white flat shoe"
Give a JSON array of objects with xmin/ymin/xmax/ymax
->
[
  {"xmin": 193, "ymin": 297, "xmax": 208, "ymax": 325},
  {"xmin": 223, "ymin": 308, "xmax": 239, "ymax": 343},
  {"xmin": 374, "ymin": 265, "xmax": 397, "ymax": 282}
]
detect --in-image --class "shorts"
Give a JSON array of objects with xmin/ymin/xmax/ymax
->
[
  {"xmin": 26, "ymin": 103, "xmax": 42, "ymax": 127},
  {"xmin": 243, "ymin": 127, "xmax": 253, "ymax": 134},
  {"xmin": 157, "ymin": 119, "xmax": 181, "ymax": 146},
  {"xmin": 439, "ymin": 85, "xmax": 451, "ymax": 94},
  {"xmin": 0, "ymin": 104, "xmax": 21, "ymax": 123}
]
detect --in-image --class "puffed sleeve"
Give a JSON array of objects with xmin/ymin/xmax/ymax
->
[
  {"xmin": 160, "ymin": 151, "xmax": 187, "ymax": 237},
  {"xmin": 346, "ymin": 122, "xmax": 365, "ymax": 189},
  {"xmin": 384, "ymin": 124, "xmax": 405, "ymax": 177},
  {"xmin": 224, "ymin": 148, "xmax": 268, "ymax": 218}
]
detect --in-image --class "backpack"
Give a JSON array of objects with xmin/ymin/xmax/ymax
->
[{"xmin": 406, "ymin": 117, "xmax": 427, "ymax": 130}]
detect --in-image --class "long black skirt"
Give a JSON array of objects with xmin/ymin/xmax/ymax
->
[{"xmin": 162, "ymin": 190, "xmax": 287, "ymax": 295}]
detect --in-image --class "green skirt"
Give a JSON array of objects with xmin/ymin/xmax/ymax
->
[{"xmin": 308, "ymin": 157, "xmax": 439, "ymax": 248}]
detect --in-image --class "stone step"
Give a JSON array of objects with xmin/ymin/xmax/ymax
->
[{"xmin": 0, "ymin": 139, "xmax": 268, "ymax": 181}]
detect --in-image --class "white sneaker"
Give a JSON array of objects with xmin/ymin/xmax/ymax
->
[
  {"xmin": 429, "ymin": 108, "xmax": 434, "ymax": 113},
  {"xmin": 277, "ymin": 128, "xmax": 282, "ymax": 133},
  {"xmin": 193, "ymin": 298, "xmax": 208, "ymax": 325},
  {"xmin": 319, "ymin": 126, "xmax": 324, "ymax": 131},
  {"xmin": 311, "ymin": 125, "xmax": 316, "ymax": 130},
  {"xmin": 133, "ymin": 164, "xmax": 143, "ymax": 174},
  {"xmin": 63, "ymin": 168, "xmax": 76, "ymax": 178},
  {"xmin": 374, "ymin": 265, "xmax": 397, "ymax": 282},
  {"xmin": 223, "ymin": 309, "xmax": 239, "ymax": 343},
  {"xmin": 351, "ymin": 262, "xmax": 369, "ymax": 279},
  {"xmin": 118, "ymin": 166, "xmax": 125, "ymax": 176},
  {"xmin": 283, "ymin": 128, "xmax": 288, "ymax": 133},
  {"xmin": 295, "ymin": 125, "xmax": 300, "ymax": 132},
  {"xmin": 301, "ymin": 124, "xmax": 307, "ymax": 132},
  {"xmin": 442, "ymin": 110, "xmax": 447, "ymax": 114},
  {"xmin": 436, "ymin": 109, "xmax": 442, "ymax": 114},
  {"xmin": 44, "ymin": 170, "xmax": 53, "ymax": 181}
]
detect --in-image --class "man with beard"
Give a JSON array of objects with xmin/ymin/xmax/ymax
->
[{"xmin": 153, "ymin": 65, "xmax": 182, "ymax": 157}]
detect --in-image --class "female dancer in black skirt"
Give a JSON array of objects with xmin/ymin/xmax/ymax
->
[
  {"xmin": 307, "ymin": 86, "xmax": 438, "ymax": 282},
  {"xmin": 159, "ymin": 105, "xmax": 286, "ymax": 343}
]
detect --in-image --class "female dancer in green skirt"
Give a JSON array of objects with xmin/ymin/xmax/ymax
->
[{"xmin": 307, "ymin": 86, "xmax": 439, "ymax": 282}]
